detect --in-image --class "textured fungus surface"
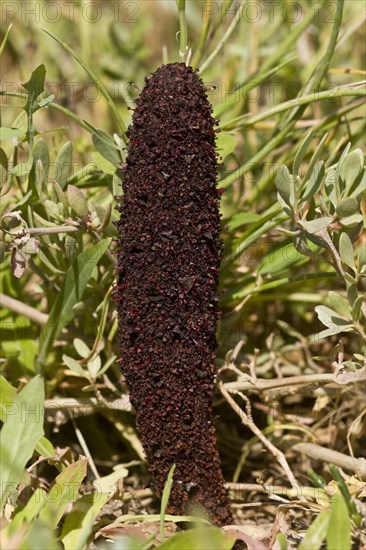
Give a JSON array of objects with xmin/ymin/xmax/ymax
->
[{"xmin": 116, "ymin": 62, "xmax": 233, "ymax": 526}]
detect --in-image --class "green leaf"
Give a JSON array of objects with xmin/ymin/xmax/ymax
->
[
  {"xmin": 338, "ymin": 142, "xmax": 352, "ymax": 169},
  {"xmin": 340, "ymin": 149, "xmax": 364, "ymax": 190},
  {"xmin": 324, "ymin": 166, "xmax": 338, "ymax": 208},
  {"xmin": 160, "ymin": 464, "xmax": 176, "ymax": 539},
  {"xmin": 0, "ymin": 147, "xmax": 8, "ymax": 171},
  {"xmin": 0, "ymin": 127, "xmax": 25, "ymax": 141},
  {"xmin": 326, "ymin": 493, "xmax": 352, "ymax": 550},
  {"xmin": 22, "ymin": 64, "xmax": 46, "ymax": 111},
  {"xmin": 73, "ymin": 338, "xmax": 91, "ymax": 359},
  {"xmin": 0, "ymin": 375, "xmax": 16, "ymax": 422},
  {"xmin": 315, "ymin": 305, "xmax": 337, "ymax": 327},
  {"xmin": 0, "ymin": 376, "xmax": 45, "ymax": 510},
  {"xmin": 299, "ymin": 509, "xmax": 330, "ymax": 550},
  {"xmin": 23, "ymin": 64, "xmax": 46, "ymax": 99},
  {"xmin": 276, "ymin": 532, "xmax": 288, "ymax": 550},
  {"xmin": 328, "ymin": 291, "xmax": 351, "ymax": 319},
  {"xmin": 301, "ymin": 217, "xmax": 332, "ymax": 234},
  {"xmin": 53, "ymin": 181, "xmax": 69, "ymax": 211},
  {"xmin": 109, "ymin": 534, "xmax": 146, "ymax": 549},
  {"xmin": 65, "ymin": 236, "xmax": 78, "ymax": 265},
  {"xmin": 339, "ymin": 213, "xmax": 363, "ymax": 228},
  {"xmin": 67, "ymin": 185, "xmax": 89, "ymax": 218},
  {"xmin": 33, "ymin": 139, "xmax": 50, "ymax": 181},
  {"xmin": 54, "ymin": 142, "xmax": 73, "ymax": 189},
  {"xmin": 33, "ymin": 210, "xmax": 58, "ymax": 228},
  {"xmin": 91, "ymin": 129, "xmax": 122, "ymax": 166},
  {"xmin": 91, "ymin": 151, "xmax": 116, "ymax": 175},
  {"xmin": 18, "ymin": 518, "xmax": 61, "ymax": 550},
  {"xmin": 44, "ymin": 200, "xmax": 61, "ymax": 220},
  {"xmin": 93, "ymin": 466, "xmax": 128, "ymax": 494},
  {"xmin": 36, "ymin": 238, "xmax": 111, "ymax": 369},
  {"xmin": 60, "ymin": 492, "xmax": 109, "ymax": 550},
  {"xmin": 293, "ymin": 129, "xmax": 313, "ymax": 179},
  {"xmin": 8, "ymin": 488, "xmax": 48, "ymax": 534},
  {"xmin": 97, "ymin": 355, "xmax": 117, "ymax": 377},
  {"xmin": 34, "ymin": 160, "xmax": 47, "ymax": 200},
  {"xmin": 347, "ymin": 278, "xmax": 359, "ymax": 302},
  {"xmin": 216, "ymin": 132, "xmax": 237, "ymax": 160},
  {"xmin": 35, "ymin": 436, "xmax": 56, "ymax": 458},
  {"xmin": 358, "ymin": 245, "xmax": 366, "ymax": 269},
  {"xmin": 39, "ymin": 458, "xmax": 88, "ymax": 529},
  {"xmin": 275, "ymin": 165, "xmax": 294, "ymax": 208},
  {"xmin": 302, "ymin": 133, "xmax": 328, "ymax": 184},
  {"xmin": 311, "ymin": 324, "xmax": 354, "ymax": 341},
  {"xmin": 329, "ymin": 464, "xmax": 361, "ymax": 525},
  {"xmin": 350, "ymin": 168, "xmax": 365, "ymax": 198},
  {"xmin": 37, "ymin": 248, "xmax": 64, "ymax": 275},
  {"xmin": 113, "ymin": 171, "xmax": 123, "ymax": 197},
  {"xmin": 62, "ymin": 355, "xmax": 88, "ymax": 378},
  {"xmin": 87, "ymin": 355, "xmax": 101, "ymax": 378},
  {"xmin": 315, "ymin": 306, "xmax": 353, "ymax": 332},
  {"xmin": 344, "ymin": 272, "xmax": 357, "ymax": 285},
  {"xmin": 351, "ymin": 295, "xmax": 363, "ymax": 322},
  {"xmin": 339, "ymin": 232, "xmax": 356, "ymax": 272},
  {"xmin": 11, "ymin": 160, "xmax": 33, "ymax": 177},
  {"xmin": 302, "ymin": 161, "xmax": 325, "ymax": 201},
  {"xmin": 336, "ymin": 197, "xmax": 359, "ymax": 218},
  {"xmin": 157, "ymin": 527, "xmax": 234, "ymax": 550},
  {"xmin": 96, "ymin": 203, "xmax": 113, "ymax": 232}
]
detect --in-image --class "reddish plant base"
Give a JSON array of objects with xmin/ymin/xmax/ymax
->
[{"xmin": 116, "ymin": 63, "xmax": 233, "ymax": 526}]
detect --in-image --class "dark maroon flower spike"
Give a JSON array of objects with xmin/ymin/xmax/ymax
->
[{"xmin": 116, "ymin": 62, "xmax": 233, "ymax": 526}]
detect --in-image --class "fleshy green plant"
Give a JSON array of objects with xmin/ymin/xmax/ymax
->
[{"xmin": 276, "ymin": 137, "xmax": 365, "ymax": 346}]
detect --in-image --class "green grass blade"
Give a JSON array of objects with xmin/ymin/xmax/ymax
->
[
  {"xmin": 327, "ymin": 493, "xmax": 352, "ymax": 550},
  {"xmin": 299, "ymin": 509, "xmax": 330, "ymax": 550},
  {"xmin": 199, "ymin": 1, "xmax": 247, "ymax": 75},
  {"xmin": 214, "ymin": 57, "xmax": 297, "ymax": 119},
  {"xmin": 60, "ymin": 492, "xmax": 110, "ymax": 550},
  {"xmin": 176, "ymin": 0, "xmax": 187, "ymax": 61},
  {"xmin": 0, "ymin": 23, "xmax": 12, "ymax": 57},
  {"xmin": 222, "ymin": 88, "xmax": 365, "ymax": 131},
  {"xmin": 0, "ymin": 376, "xmax": 45, "ymax": 510},
  {"xmin": 41, "ymin": 28, "xmax": 127, "ymax": 143},
  {"xmin": 157, "ymin": 527, "xmax": 234, "ymax": 550},
  {"xmin": 160, "ymin": 464, "xmax": 176, "ymax": 540},
  {"xmin": 39, "ymin": 458, "xmax": 88, "ymax": 529},
  {"xmin": 35, "ymin": 238, "xmax": 111, "ymax": 371},
  {"xmin": 281, "ymin": 0, "xmax": 344, "ymax": 127},
  {"xmin": 219, "ymin": 122, "xmax": 295, "ymax": 189},
  {"xmin": 260, "ymin": 1, "xmax": 326, "ymax": 75}
]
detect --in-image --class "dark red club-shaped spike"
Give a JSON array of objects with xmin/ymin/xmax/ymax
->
[{"xmin": 116, "ymin": 63, "xmax": 233, "ymax": 526}]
